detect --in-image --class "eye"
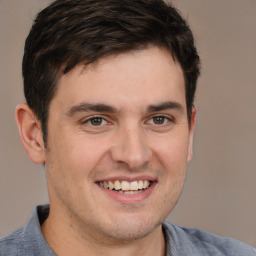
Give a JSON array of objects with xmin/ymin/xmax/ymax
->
[
  {"xmin": 145, "ymin": 115, "xmax": 175, "ymax": 132},
  {"xmin": 85, "ymin": 116, "xmax": 107, "ymax": 126},
  {"xmin": 148, "ymin": 115, "xmax": 170, "ymax": 125},
  {"xmin": 80, "ymin": 115, "xmax": 113, "ymax": 133},
  {"xmin": 152, "ymin": 116, "xmax": 168, "ymax": 125}
]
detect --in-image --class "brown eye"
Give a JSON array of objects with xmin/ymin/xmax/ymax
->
[
  {"xmin": 152, "ymin": 116, "xmax": 166, "ymax": 125},
  {"xmin": 89, "ymin": 117, "xmax": 105, "ymax": 126}
]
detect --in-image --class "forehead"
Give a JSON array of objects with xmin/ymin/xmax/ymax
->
[{"xmin": 51, "ymin": 46, "xmax": 186, "ymax": 112}]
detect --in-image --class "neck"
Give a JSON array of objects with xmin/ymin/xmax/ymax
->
[{"xmin": 41, "ymin": 207, "xmax": 166, "ymax": 256}]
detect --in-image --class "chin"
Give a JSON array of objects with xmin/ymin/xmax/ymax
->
[{"xmin": 95, "ymin": 214, "xmax": 164, "ymax": 242}]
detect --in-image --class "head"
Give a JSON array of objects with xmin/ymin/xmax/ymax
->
[
  {"xmin": 17, "ymin": 0, "xmax": 201, "ymax": 249},
  {"xmin": 22, "ymin": 0, "xmax": 200, "ymax": 144}
]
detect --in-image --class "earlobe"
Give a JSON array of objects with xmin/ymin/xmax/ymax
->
[
  {"xmin": 15, "ymin": 103, "xmax": 45, "ymax": 164},
  {"xmin": 187, "ymin": 106, "xmax": 197, "ymax": 162}
]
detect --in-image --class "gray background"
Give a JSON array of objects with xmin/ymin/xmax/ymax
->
[{"xmin": 0, "ymin": 0, "xmax": 255, "ymax": 247}]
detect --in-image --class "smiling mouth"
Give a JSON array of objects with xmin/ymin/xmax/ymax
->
[{"xmin": 97, "ymin": 180, "xmax": 153, "ymax": 194}]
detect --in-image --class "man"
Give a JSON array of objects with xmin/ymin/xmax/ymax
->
[{"xmin": 0, "ymin": 0, "xmax": 255, "ymax": 255}]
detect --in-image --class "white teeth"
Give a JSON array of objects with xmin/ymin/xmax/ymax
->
[
  {"xmin": 143, "ymin": 180, "xmax": 149, "ymax": 189},
  {"xmin": 123, "ymin": 191, "xmax": 142, "ymax": 195},
  {"xmin": 121, "ymin": 181, "xmax": 130, "ymax": 190},
  {"xmin": 130, "ymin": 181, "xmax": 139, "ymax": 191},
  {"xmin": 108, "ymin": 181, "xmax": 114, "ymax": 190},
  {"xmin": 98, "ymin": 180, "xmax": 152, "ymax": 192},
  {"xmin": 114, "ymin": 180, "xmax": 121, "ymax": 190},
  {"xmin": 138, "ymin": 180, "xmax": 143, "ymax": 189}
]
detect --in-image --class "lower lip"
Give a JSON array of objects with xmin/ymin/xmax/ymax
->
[{"xmin": 97, "ymin": 182, "xmax": 157, "ymax": 204}]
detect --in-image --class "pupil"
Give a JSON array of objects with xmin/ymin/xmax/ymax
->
[
  {"xmin": 153, "ymin": 116, "xmax": 165, "ymax": 124},
  {"xmin": 91, "ymin": 118, "xmax": 102, "ymax": 126}
]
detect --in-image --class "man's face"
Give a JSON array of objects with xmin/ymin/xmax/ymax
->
[{"xmin": 44, "ymin": 46, "xmax": 195, "ymax": 241}]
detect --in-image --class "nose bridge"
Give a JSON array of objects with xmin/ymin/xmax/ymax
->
[{"xmin": 110, "ymin": 121, "xmax": 152, "ymax": 169}]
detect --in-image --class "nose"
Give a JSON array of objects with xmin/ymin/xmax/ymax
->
[{"xmin": 110, "ymin": 125, "xmax": 152, "ymax": 170}]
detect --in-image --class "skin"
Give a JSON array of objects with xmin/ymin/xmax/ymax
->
[{"xmin": 16, "ymin": 46, "xmax": 196, "ymax": 256}]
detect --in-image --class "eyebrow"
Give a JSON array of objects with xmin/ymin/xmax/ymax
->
[
  {"xmin": 66, "ymin": 103, "xmax": 117, "ymax": 117},
  {"xmin": 66, "ymin": 101, "xmax": 184, "ymax": 117},
  {"xmin": 147, "ymin": 101, "xmax": 184, "ymax": 113}
]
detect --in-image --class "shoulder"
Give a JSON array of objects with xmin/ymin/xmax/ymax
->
[
  {"xmin": 0, "ymin": 205, "xmax": 54, "ymax": 256},
  {"xmin": 0, "ymin": 226, "xmax": 29, "ymax": 255},
  {"xmin": 163, "ymin": 221, "xmax": 256, "ymax": 256}
]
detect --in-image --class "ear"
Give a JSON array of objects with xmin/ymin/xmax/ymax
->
[
  {"xmin": 187, "ymin": 106, "xmax": 197, "ymax": 162},
  {"xmin": 15, "ymin": 103, "xmax": 45, "ymax": 164}
]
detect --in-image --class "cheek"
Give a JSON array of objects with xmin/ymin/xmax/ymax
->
[
  {"xmin": 58, "ymin": 136, "xmax": 110, "ymax": 178},
  {"xmin": 153, "ymin": 134, "xmax": 189, "ymax": 169},
  {"xmin": 45, "ymin": 135, "xmax": 110, "ymax": 204}
]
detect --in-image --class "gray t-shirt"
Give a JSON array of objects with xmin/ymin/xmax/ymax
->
[{"xmin": 0, "ymin": 205, "xmax": 255, "ymax": 256}]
